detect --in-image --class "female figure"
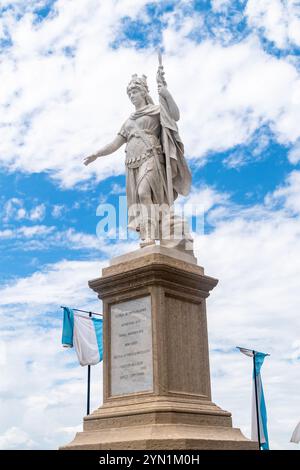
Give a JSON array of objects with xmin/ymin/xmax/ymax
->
[{"xmin": 84, "ymin": 70, "xmax": 192, "ymax": 250}]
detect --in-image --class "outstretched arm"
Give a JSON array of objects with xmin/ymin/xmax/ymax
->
[
  {"xmin": 158, "ymin": 84, "xmax": 180, "ymax": 122},
  {"xmin": 83, "ymin": 135, "xmax": 126, "ymax": 166}
]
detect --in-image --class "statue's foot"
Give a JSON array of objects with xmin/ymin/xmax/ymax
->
[{"xmin": 140, "ymin": 239, "xmax": 156, "ymax": 248}]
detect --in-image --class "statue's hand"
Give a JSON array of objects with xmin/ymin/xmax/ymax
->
[{"xmin": 83, "ymin": 154, "xmax": 99, "ymax": 166}]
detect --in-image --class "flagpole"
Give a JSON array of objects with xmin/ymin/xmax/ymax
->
[
  {"xmin": 60, "ymin": 305, "xmax": 103, "ymax": 317},
  {"xmin": 253, "ymin": 350, "xmax": 261, "ymax": 450},
  {"xmin": 87, "ymin": 311, "xmax": 92, "ymax": 416}
]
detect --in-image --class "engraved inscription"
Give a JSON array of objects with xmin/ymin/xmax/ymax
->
[{"xmin": 110, "ymin": 296, "xmax": 153, "ymax": 395}]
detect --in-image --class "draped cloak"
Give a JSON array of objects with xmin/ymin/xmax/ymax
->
[{"xmin": 118, "ymin": 102, "xmax": 191, "ymax": 232}]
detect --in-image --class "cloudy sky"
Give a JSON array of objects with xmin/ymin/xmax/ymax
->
[{"xmin": 0, "ymin": 0, "xmax": 300, "ymax": 450}]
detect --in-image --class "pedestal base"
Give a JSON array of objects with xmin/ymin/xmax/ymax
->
[
  {"xmin": 61, "ymin": 397, "xmax": 256, "ymax": 450},
  {"xmin": 61, "ymin": 246, "xmax": 256, "ymax": 450},
  {"xmin": 62, "ymin": 425, "xmax": 255, "ymax": 450}
]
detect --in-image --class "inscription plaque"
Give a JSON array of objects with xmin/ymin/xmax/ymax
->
[{"xmin": 110, "ymin": 296, "xmax": 153, "ymax": 396}]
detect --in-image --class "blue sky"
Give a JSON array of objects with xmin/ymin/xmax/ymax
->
[{"xmin": 0, "ymin": 0, "xmax": 300, "ymax": 450}]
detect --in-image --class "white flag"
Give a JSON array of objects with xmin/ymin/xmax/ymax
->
[
  {"xmin": 291, "ymin": 421, "xmax": 300, "ymax": 444},
  {"xmin": 62, "ymin": 307, "xmax": 103, "ymax": 366}
]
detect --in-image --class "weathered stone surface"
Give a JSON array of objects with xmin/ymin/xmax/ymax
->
[
  {"xmin": 109, "ymin": 245, "xmax": 198, "ymax": 267},
  {"xmin": 61, "ymin": 424, "xmax": 255, "ymax": 450}
]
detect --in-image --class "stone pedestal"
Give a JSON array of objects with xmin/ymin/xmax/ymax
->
[{"xmin": 61, "ymin": 246, "xmax": 256, "ymax": 450}]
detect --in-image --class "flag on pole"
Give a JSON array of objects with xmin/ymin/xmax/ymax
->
[
  {"xmin": 62, "ymin": 307, "xmax": 103, "ymax": 366},
  {"xmin": 290, "ymin": 421, "xmax": 300, "ymax": 444},
  {"xmin": 237, "ymin": 347, "xmax": 270, "ymax": 450}
]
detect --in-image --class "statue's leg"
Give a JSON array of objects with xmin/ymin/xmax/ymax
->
[
  {"xmin": 137, "ymin": 175, "xmax": 157, "ymax": 247},
  {"xmin": 126, "ymin": 167, "xmax": 141, "ymax": 232}
]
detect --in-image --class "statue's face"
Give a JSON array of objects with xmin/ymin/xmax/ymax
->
[{"xmin": 128, "ymin": 87, "xmax": 146, "ymax": 107}]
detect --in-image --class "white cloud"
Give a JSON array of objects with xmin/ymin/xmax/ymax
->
[
  {"xmin": 246, "ymin": 0, "xmax": 300, "ymax": 49},
  {"xmin": 0, "ymin": 224, "xmax": 54, "ymax": 239},
  {"xmin": 56, "ymin": 228, "xmax": 104, "ymax": 252},
  {"xmin": 185, "ymin": 185, "xmax": 229, "ymax": 211},
  {"xmin": 16, "ymin": 207, "xmax": 27, "ymax": 219},
  {"xmin": 29, "ymin": 203, "xmax": 46, "ymax": 221},
  {"xmin": 0, "ymin": 426, "xmax": 36, "ymax": 449},
  {"xmin": 110, "ymin": 183, "xmax": 126, "ymax": 195},
  {"xmin": 0, "ymin": 1, "xmax": 299, "ymax": 186},
  {"xmin": 176, "ymin": 185, "xmax": 229, "ymax": 222},
  {"xmin": 211, "ymin": 0, "xmax": 231, "ymax": 12},
  {"xmin": 51, "ymin": 204, "xmax": 65, "ymax": 218},
  {"xmin": 0, "ymin": 259, "xmax": 102, "ymax": 309},
  {"xmin": 288, "ymin": 140, "xmax": 300, "ymax": 165},
  {"xmin": 223, "ymin": 151, "xmax": 247, "ymax": 169},
  {"xmin": 1, "ymin": 198, "xmax": 46, "ymax": 223},
  {"xmin": 0, "ymin": 339, "xmax": 7, "ymax": 366},
  {"xmin": 17, "ymin": 224, "xmax": 52, "ymax": 236},
  {"xmin": 290, "ymin": 340, "xmax": 300, "ymax": 361},
  {"xmin": 265, "ymin": 170, "xmax": 300, "ymax": 215},
  {"xmin": 2, "ymin": 198, "xmax": 24, "ymax": 222},
  {"xmin": 0, "ymin": 222, "xmax": 139, "ymax": 254}
]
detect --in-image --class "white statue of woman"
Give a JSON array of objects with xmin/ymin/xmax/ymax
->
[{"xmin": 84, "ymin": 66, "xmax": 192, "ymax": 251}]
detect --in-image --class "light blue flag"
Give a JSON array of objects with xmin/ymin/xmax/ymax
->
[
  {"xmin": 62, "ymin": 307, "xmax": 103, "ymax": 366},
  {"xmin": 238, "ymin": 347, "xmax": 269, "ymax": 450},
  {"xmin": 253, "ymin": 352, "xmax": 269, "ymax": 450},
  {"xmin": 62, "ymin": 307, "xmax": 74, "ymax": 347}
]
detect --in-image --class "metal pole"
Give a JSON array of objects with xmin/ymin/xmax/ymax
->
[
  {"xmin": 87, "ymin": 312, "xmax": 92, "ymax": 415},
  {"xmin": 60, "ymin": 306, "xmax": 102, "ymax": 317},
  {"xmin": 253, "ymin": 351, "xmax": 261, "ymax": 450}
]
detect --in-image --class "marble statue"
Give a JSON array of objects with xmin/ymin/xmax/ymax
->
[{"xmin": 84, "ymin": 58, "xmax": 192, "ymax": 251}]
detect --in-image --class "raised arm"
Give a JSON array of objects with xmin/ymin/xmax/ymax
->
[
  {"xmin": 157, "ymin": 84, "xmax": 180, "ymax": 122},
  {"xmin": 83, "ymin": 134, "xmax": 126, "ymax": 166}
]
